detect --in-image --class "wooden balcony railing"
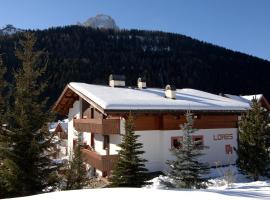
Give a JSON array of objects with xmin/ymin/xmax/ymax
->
[
  {"xmin": 74, "ymin": 118, "xmax": 120, "ymax": 134},
  {"xmin": 81, "ymin": 148, "xmax": 118, "ymax": 175}
]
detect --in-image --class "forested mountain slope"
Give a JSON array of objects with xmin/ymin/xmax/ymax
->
[{"xmin": 0, "ymin": 26, "xmax": 269, "ymax": 108}]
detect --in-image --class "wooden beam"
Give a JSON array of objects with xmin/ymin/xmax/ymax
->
[{"xmin": 68, "ymin": 84, "xmax": 105, "ymax": 115}]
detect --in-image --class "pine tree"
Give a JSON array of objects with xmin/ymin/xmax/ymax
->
[
  {"xmin": 236, "ymin": 99, "xmax": 270, "ymax": 180},
  {"xmin": 0, "ymin": 55, "xmax": 6, "ymax": 115},
  {"xmin": 164, "ymin": 111, "xmax": 209, "ymax": 189},
  {"xmin": 109, "ymin": 112, "xmax": 149, "ymax": 187},
  {"xmin": 0, "ymin": 55, "xmax": 18, "ymax": 198},
  {"xmin": 64, "ymin": 133, "xmax": 89, "ymax": 190},
  {"xmin": 0, "ymin": 33, "xmax": 59, "ymax": 197}
]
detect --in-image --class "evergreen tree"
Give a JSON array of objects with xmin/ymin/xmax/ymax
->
[
  {"xmin": 64, "ymin": 133, "xmax": 89, "ymax": 190},
  {"xmin": 0, "ymin": 55, "xmax": 6, "ymax": 115},
  {"xmin": 0, "ymin": 33, "xmax": 59, "ymax": 197},
  {"xmin": 164, "ymin": 111, "xmax": 209, "ymax": 189},
  {"xmin": 109, "ymin": 112, "xmax": 149, "ymax": 187},
  {"xmin": 236, "ymin": 99, "xmax": 270, "ymax": 180},
  {"xmin": 0, "ymin": 55, "xmax": 18, "ymax": 198}
]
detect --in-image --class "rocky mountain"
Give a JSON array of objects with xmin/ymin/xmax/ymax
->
[
  {"xmin": 80, "ymin": 14, "xmax": 119, "ymax": 30},
  {"xmin": 0, "ymin": 24, "xmax": 23, "ymax": 35}
]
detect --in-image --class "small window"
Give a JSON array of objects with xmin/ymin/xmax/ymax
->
[
  {"xmin": 73, "ymin": 139, "xmax": 77, "ymax": 148},
  {"xmin": 225, "ymin": 144, "xmax": 233, "ymax": 154},
  {"xmin": 103, "ymin": 135, "xmax": 110, "ymax": 150},
  {"xmin": 91, "ymin": 108, "xmax": 94, "ymax": 119},
  {"xmin": 174, "ymin": 115, "xmax": 181, "ymax": 120},
  {"xmin": 91, "ymin": 133, "xmax": 95, "ymax": 148},
  {"xmin": 194, "ymin": 115, "xmax": 201, "ymax": 119},
  {"xmin": 171, "ymin": 136, "xmax": 183, "ymax": 149},
  {"xmin": 193, "ymin": 135, "xmax": 203, "ymax": 147}
]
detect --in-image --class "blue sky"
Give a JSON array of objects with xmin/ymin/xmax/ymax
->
[{"xmin": 0, "ymin": 0, "xmax": 269, "ymax": 60}]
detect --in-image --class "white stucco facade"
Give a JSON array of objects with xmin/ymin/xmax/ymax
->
[
  {"xmin": 88, "ymin": 131, "xmax": 121, "ymax": 156},
  {"xmin": 136, "ymin": 128, "xmax": 238, "ymax": 172},
  {"xmin": 67, "ymin": 99, "xmax": 82, "ymax": 156}
]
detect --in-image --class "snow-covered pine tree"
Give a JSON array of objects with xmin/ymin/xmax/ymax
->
[
  {"xmin": 164, "ymin": 110, "xmax": 210, "ymax": 189},
  {"xmin": 0, "ymin": 33, "xmax": 59, "ymax": 197},
  {"xmin": 64, "ymin": 133, "xmax": 89, "ymax": 190},
  {"xmin": 236, "ymin": 99, "xmax": 270, "ymax": 180},
  {"xmin": 109, "ymin": 112, "xmax": 149, "ymax": 187}
]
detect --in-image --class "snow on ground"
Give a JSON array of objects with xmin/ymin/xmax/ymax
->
[
  {"xmin": 6, "ymin": 166, "xmax": 270, "ymax": 200},
  {"xmin": 9, "ymin": 186, "xmax": 270, "ymax": 200},
  {"xmin": 144, "ymin": 166, "xmax": 270, "ymax": 199}
]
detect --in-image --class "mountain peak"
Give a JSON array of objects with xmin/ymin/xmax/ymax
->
[
  {"xmin": 81, "ymin": 14, "xmax": 119, "ymax": 30},
  {"xmin": 0, "ymin": 24, "xmax": 23, "ymax": 35}
]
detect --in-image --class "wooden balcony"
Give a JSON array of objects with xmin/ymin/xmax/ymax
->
[
  {"xmin": 74, "ymin": 118, "xmax": 120, "ymax": 134},
  {"xmin": 81, "ymin": 148, "xmax": 118, "ymax": 175}
]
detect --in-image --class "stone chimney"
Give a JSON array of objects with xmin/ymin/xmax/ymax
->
[
  {"xmin": 137, "ymin": 77, "xmax": 146, "ymax": 89},
  {"xmin": 109, "ymin": 74, "xmax": 126, "ymax": 87},
  {"xmin": 165, "ymin": 85, "xmax": 176, "ymax": 99}
]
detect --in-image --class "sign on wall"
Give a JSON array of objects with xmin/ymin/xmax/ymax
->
[{"xmin": 213, "ymin": 133, "xmax": 233, "ymax": 141}]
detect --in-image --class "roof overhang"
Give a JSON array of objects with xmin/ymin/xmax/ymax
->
[
  {"xmin": 52, "ymin": 84, "xmax": 105, "ymax": 116},
  {"xmin": 259, "ymin": 96, "xmax": 270, "ymax": 111},
  {"xmin": 105, "ymin": 109, "xmax": 247, "ymax": 115}
]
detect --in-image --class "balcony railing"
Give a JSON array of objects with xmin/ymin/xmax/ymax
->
[
  {"xmin": 74, "ymin": 118, "xmax": 120, "ymax": 134},
  {"xmin": 81, "ymin": 148, "xmax": 118, "ymax": 175}
]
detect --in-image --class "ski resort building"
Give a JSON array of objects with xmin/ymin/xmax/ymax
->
[{"xmin": 53, "ymin": 75, "xmax": 256, "ymax": 177}]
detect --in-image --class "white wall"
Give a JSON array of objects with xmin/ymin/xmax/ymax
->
[
  {"xmin": 94, "ymin": 134, "xmax": 106, "ymax": 155},
  {"xmin": 110, "ymin": 134, "xmax": 121, "ymax": 154},
  {"xmin": 83, "ymin": 132, "xmax": 91, "ymax": 146},
  {"xmin": 93, "ymin": 134, "xmax": 121, "ymax": 155},
  {"xmin": 67, "ymin": 99, "xmax": 82, "ymax": 156},
  {"xmin": 136, "ymin": 128, "xmax": 238, "ymax": 172},
  {"xmin": 92, "ymin": 118, "xmax": 124, "ymax": 155}
]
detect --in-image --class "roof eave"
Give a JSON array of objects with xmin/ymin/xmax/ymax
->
[{"xmin": 105, "ymin": 109, "xmax": 247, "ymax": 114}]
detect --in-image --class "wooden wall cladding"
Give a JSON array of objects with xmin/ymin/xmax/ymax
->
[
  {"xmin": 133, "ymin": 115, "xmax": 162, "ymax": 130},
  {"xmin": 133, "ymin": 114, "xmax": 238, "ymax": 131},
  {"xmin": 82, "ymin": 99, "xmax": 104, "ymax": 119}
]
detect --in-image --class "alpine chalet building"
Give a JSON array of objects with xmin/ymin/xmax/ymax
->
[{"xmin": 53, "ymin": 75, "xmax": 252, "ymax": 177}]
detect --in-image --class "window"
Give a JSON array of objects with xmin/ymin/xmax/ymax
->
[
  {"xmin": 192, "ymin": 135, "xmax": 203, "ymax": 148},
  {"xmin": 91, "ymin": 108, "xmax": 94, "ymax": 119},
  {"xmin": 91, "ymin": 133, "xmax": 95, "ymax": 148},
  {"xmin": 103, "ymin": 135, "xmax": 110, "ymax": 150},
  {"xmin": 194, "ymin": 115, "xmax": 201, "ymax": 119},
  {"xmin": 174, "ymin": 115, "xmax": 181, "ymax": 120},
  {"xmin": 171, "ymin": 136, "xmax": 183, "ymax": 149},
  {"xmin": 225, "ymin": 144, "xmax": 233, "ymax": 154},
  {"xmin": 73, "ymin": 139, "xmax": 77, "ymax": 148}
]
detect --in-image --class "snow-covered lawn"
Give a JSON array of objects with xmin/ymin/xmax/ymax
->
[
  {"xmin": 7, "ymin": 166, "xmax": 270, "ymax": 200},
  {"xmin": 10, "ymin": 184, "xmax": 270, "ymax": 200}
]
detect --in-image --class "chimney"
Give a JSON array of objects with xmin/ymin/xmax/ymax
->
[
  {"xmin": 137, "ymin": 77, "xmax": 146, "ymax": 89},
  {"xmin": 165, "ymin": 85, "xmax": 176, "ymax": 99},
  {"xmin": 109, "ymin": 74, "xmax": 126, "ymax": 87}
]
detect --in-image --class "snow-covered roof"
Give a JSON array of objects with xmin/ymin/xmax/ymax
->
[
  {"xmin": 59, "ymin": 120, "xmax": 68, "ymax": 132},
  {"xmin": 49, "ymin": 119, "xmax": 68, "ymax": 133},
  {"xmin": 242, "ymin": 94, "xmax": 263, "ymax": 102},
  {"xmin": 224, "ymin": 94, "xmax": 263, "ymax": 104},
  {"xmin": 68, "ymin": 82, "xmax": 250, "ymax": 112}
]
